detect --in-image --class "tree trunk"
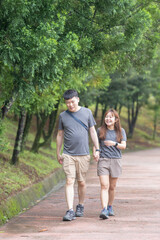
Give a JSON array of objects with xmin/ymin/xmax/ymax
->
[
  {"xmin": 127, "ymin": 101, "xmax": 139, "ymax": 138},
  {"xmin": 21, "ymin": 112, "xmax": 33, "ymax": 151},
  {"xmin": 41, "ymin": 100, "xmax": 60, "ymax": 148},
  {"xmin": 11, "ymin": 109, "xmax": 26, "ymax": 165},
  {"xmin": 118, "ymin": 104, "xmax": 122, "ymax": 116},
  {"xmin": 152, "ymin": 110, "xmax": 158, "ymax": 140},
  {"xmin": 113, "ymin": 103, "xmax": 118, "ymax": 111},
  {"xmin": 31, "ymin": 113, "xmax": 48, "ymax": 153},
  {"xmin": 94, "ymin": 97, "xmax": 99, "ymax": 119},
  {"xmin": 1, "ymin": 92, "xmax": 17, "ymax": 119},
  {"xmin": 101, "ymin": 103, "xmax": 107, "ymax": 125}
]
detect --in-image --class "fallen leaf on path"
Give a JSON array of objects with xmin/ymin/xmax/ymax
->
[{"xmin": 39, "ymin": 229, "xmax": 48, "ymax": 232}]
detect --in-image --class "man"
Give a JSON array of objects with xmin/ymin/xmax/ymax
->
[{"xmin": 56, "ymin": 89, "xmax": 100, "ymax": 221}]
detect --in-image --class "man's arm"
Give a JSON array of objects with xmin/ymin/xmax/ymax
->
[
  {"xmin": 56, "ymin": 129, "xmax": 64, "ymax": 164},
  {"xmin": 89, "ymin": 126, "xmax": 100, "ymax": 162}
]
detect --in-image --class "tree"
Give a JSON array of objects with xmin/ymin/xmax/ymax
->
[
  {"xmin": 96, "ymin": 72, "xmax": 127, "ymax": 124},
  {"xmin": 11, "ymin": 108, "xmax": 26, "ymax": 164},
  {"xmin": 124, "ymin": 70, "xmax": 152, "ymax": 138},
  {"xmin": 21, "ymin": 112, "xmax": 32, "ymax": 152},
  {"xmin": 78, "ymin": 63, "xmax": 111, "ymax": 108},
  {"xmin": 147, "ymin": 53, "xmax": 160, "ymax": 140},
  {"xmin": 0, "ymin": 0, "xmax": 81, "ymax": 119}
]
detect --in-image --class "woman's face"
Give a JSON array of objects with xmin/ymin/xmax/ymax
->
[{"xmin": 104, "ymin": 112, "xmax": 116, "ymax": 128}]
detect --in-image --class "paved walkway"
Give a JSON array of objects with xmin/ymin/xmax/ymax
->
[{"xmin": 0, "ymin": 148, "xmax": 160, "ymax": 240}]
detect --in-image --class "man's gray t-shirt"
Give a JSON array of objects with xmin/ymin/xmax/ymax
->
[
  {"xmin": 97, "ymin": 128, "xmax": 127, "ymax": 159},
  {"xmin": 58, "ymin": 107, "xmax": 96, "ymax": 155}
]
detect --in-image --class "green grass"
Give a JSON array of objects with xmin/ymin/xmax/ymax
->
[
  {"xmin": 120, "ymin": 107, "xmax": 160, "ymax": 151},
  {"xmin": 0, "ymin": 116, "xmax": 61, "ymax": 202},
  {"xmin": 20, "ymin": 150, "xmax": 60, "ymax": 177}
]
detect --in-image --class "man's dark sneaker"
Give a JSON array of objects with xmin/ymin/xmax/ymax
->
[
  {"xmin": 99, "ymin": 207, "xmax": 109, "ymax": 219},
  {"xmin": 75, "ymin": 204, "xmax": 84, "ymax": 217},
  {"xmin": 107, "ymin": 205, "xmax": 115, "ymax": 216},
  {"xmin": 63, "ymin": 209, "xmax": 76, "ymax": 221}
]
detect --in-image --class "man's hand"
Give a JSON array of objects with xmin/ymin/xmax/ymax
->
[
  {"xmin": 57, "ymin": 155, "xmax": 63, "ymax": 165},
  {"xmin": 93, "ymin": 151, "xmax": 100, "ymax": 162},
  {"xmin": 56, "ymin": 130, "xmax": 64, "ymax": 165}
]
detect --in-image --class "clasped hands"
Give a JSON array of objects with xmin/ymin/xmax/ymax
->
[{"xmin": 93, "ymin": 151, "xmax": 100, "ymax": 162}]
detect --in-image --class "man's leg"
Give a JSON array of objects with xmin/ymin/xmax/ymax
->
[
  {"xmin": 63, "ymin": 177, "xmax": 76, "ymax": 221},
  {"xmin": 65, "ymin": 177, "xmax": 75, "ymax": 210},
  {"xmin": 75, "ymin": 155, "xmax": 90, "ymax": 217},
  {"xmin": 75, "ymin": 180, "xmax": 86, "ymax": 217},
  {"xmin": 62, "ymin": 154, "xmax": 76, "ymax": 221},
  {"xmin": 77, "ymin": 154, "xmax": 90, "ymax": 204},
  {"xmin": 77, "ymin": 180, "xmax": 86, "ymax": 205}
]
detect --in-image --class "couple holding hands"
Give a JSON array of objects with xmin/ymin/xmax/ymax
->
[{"xmin": 56, "ymin": 89, "xmax": 127, "ymax": 221}]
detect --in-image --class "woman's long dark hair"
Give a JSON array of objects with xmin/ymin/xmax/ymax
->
[{"xmin": 99, "ymin": 109, "xmax": 123, "ymax": 142}]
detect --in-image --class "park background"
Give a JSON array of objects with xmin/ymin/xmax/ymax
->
[{"xmin": 0, "ymin": 0, "xmax": 160, "ymax": 225}]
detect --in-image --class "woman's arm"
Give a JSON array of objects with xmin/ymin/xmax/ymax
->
[{"xmin": 104, "ymin": 140, "xmax": 126, "ymax": 150}]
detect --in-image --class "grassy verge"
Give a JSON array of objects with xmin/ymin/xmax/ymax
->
[
  {"xmin": 120, "ymin": 107, "xmax": 160, "ymax": 151},
  {"xmin": 0, "ymin": 117, "xmax": 61, "ymax": 204}
]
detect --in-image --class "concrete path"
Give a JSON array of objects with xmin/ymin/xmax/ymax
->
[{"xmin": 0, "ymin": 148, "xmax": 160, "ymax": 240}]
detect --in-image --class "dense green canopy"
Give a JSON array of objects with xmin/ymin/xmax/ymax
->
[{"xmin": 1, "ymin": 0, "xmax": 159, "ymax": 108}]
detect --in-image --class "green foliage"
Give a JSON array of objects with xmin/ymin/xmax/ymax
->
[
  {"xmin": 97, "ymin": 68, "xmax": 153, "ymax": 110},
  {"xmin": 125, "ymin": 71, "xmax": 151, "ymax": 108},
  {"xmin": 0, "ymin": 0, "xmax": 82, "ymax": 106},
  {"xmin": 1, "ymin": 0, "xmax": 159, "ymax": 112}
]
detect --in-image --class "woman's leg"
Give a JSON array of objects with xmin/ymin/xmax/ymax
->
[
  {"xmin": 108, "ymin": 176, "xmax": 118, "ymax": 206},
  {"xmin": 99, "ymin": 175, "xmax": 109, "ymax": 208}
]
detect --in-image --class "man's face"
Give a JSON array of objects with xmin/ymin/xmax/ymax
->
[{"xmin": 65, "ymin": 97, "xmax": 79, "ymax": 112}]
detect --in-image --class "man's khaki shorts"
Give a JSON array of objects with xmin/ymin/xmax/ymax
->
[
  {"xmin": 97, "ymin": 158, "xmax": 122, "ymax": 178},
  {"xmin": 62, "ymin": 153, "xmax": 90, "ymax": 182}
]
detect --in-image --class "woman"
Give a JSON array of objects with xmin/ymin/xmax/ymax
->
[{"xmin": 94, "ymin": 109, "xmax": 127, "ymax": 219}]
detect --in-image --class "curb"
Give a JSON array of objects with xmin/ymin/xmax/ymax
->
[{"xmin": 0, "ymin": 167, "xmax": 65, "ymax": 226}]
